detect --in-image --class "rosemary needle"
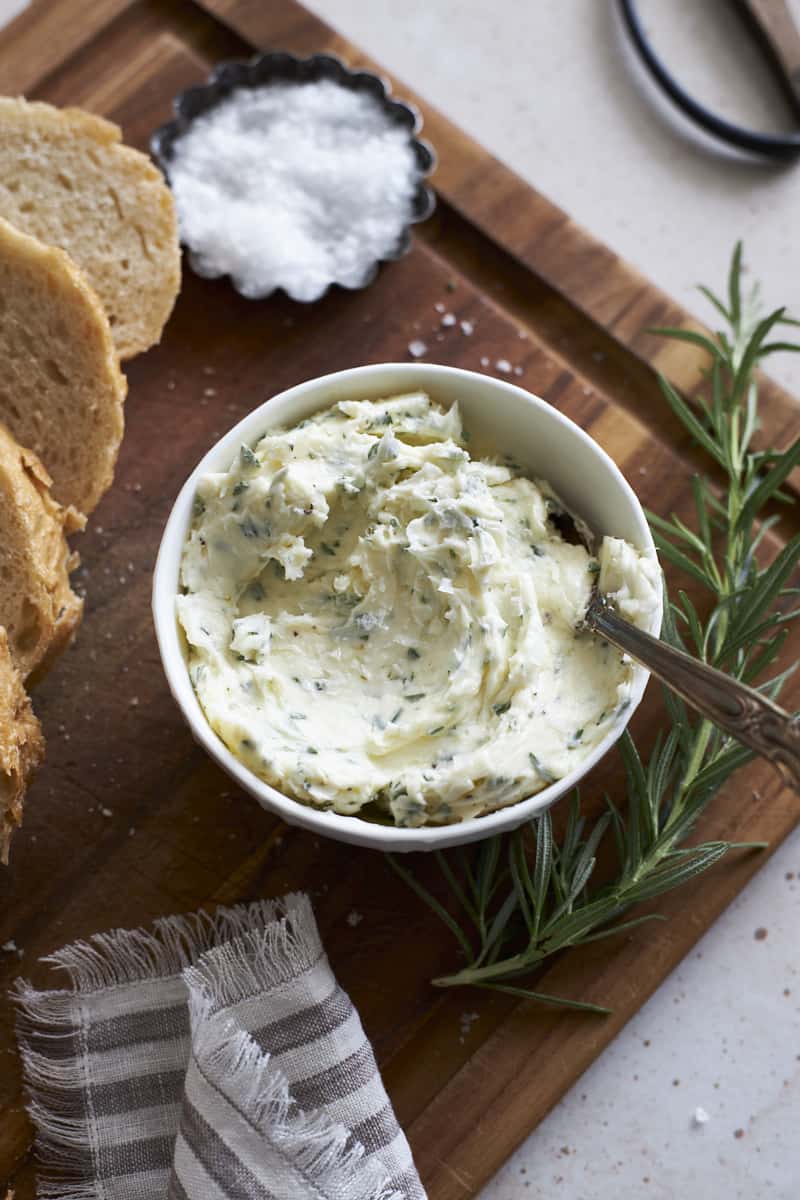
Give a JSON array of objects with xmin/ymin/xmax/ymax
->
[{"xmin": 389, "ymin": 243, "xmax": 800, "ymax": 1010}]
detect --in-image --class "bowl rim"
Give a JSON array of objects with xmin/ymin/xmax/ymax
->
[{"xmin": 152, "ymin": 362, "xmax": 662, "ymax": 852}]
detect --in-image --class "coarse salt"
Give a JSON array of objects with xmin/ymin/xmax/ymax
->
[
  {"xmin": 458, "ymin": 1011, "xmax": 480, "ymax": 1043},
  {"xmin": 169, "ymin": 80, "xmax": 421, "ymax": 302},
  {"xmin": 495, "ymin": 358, "xmax": 512, "ymax": 374},
  {"xmin": 441, "ymin": 312, "xmax": 456, "ymax": 327},
  {"xmin": 692, "ymin": 1106, "xmax": 710, "ymax": 1126},
  {"xmin": 408, "ymin": 339, "xmax": 428, "ymax": 358}
]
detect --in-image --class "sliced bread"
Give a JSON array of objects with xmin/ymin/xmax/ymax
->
[
  {"xmin": 0, "ymin": 421, "xmax": 83, "ymax": 682},
  {"xmin": 0, "ymin": 215, "xmax": 125, "ymax": 516},
  {"xmin": 0, "ymin": 626, "xmax": 45, "ymax": 864},
  {"xmin": 0, "ymin": 97, "xmax": 181, "ymax": 359}
]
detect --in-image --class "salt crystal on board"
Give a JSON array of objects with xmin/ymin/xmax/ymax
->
[
  {"xmin": 408, "ymin": 339, "xmax": 428, "ymax": 358},
  {"xmin": 441, "ymin": 312, "xmax": 456, "ymax": 327},
  {"xmin": 169, "ymin": 81, "xmax": 420, "ymax": 302},
  {"xmin": 460, "ymin": 320, "xmax": 474, "ymax": 335},
  {"xmin": 495, "ymin": 358, "xmax": 512, "ymax": 374},
  {"xmin": 480, "ymin": 356, "xmax": 490, "ymax": 367},
  {"xmin": 458, "ymin": 1011, "xmax": 480, "ymax": 1043},
  {"xmin": 692, "ymin": 1107, "xmax": 710, "ymax": 1126}
]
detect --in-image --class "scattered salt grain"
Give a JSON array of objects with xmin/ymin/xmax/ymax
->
[
  {"xmin": 346, "ymin": 910, "xmax": 364, "ymax": 927},
  {"xmin": 169, "ymin": 80, "xmax": 422, "ymax": 302},
  {"xmin": 513, "ymin": 365, "xmax": 523, "ymax": 376},
  {"xmin": 434, "ymin": 301, "xmax": 446, "ymax": 314},
  {"xmin": 408, "ymin": 339, "xmax": 428, "ymax": 359},
  {"xmin": 441, "ymin": 312, "xmax": 456, "ymax": 327},
  {"xmin": 204, "ymin": 387, "xmax": 217, "ymax": 398},
  {"xmin": 2, "ymin": 939, "xmax": 17, "ymax": 953},
  {"xmin": 692, "ymin": 1107, "xmax": 710, "ymax": 1126},
  {"xmin": 460, "ymin": 320, "xmax": 474, "ymax": 336},
  {"xmin": 480, "ymin": 356, "xmax": 490, "ymax": 367},
  {"xmin": 495, "ymin": 358, "xmax": 512, "ymax": 375},
  {"xmin": 459, "ymin": 1011, "xmax": 480, "ymax": 1043},
  {"xmin": 100, "ymin": 807, "xmax": 113, "ymax": 818}
]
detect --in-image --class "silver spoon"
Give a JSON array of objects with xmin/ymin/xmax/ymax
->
[
  {"xmin": 545, "ymin": 500, "xmax": 800, "ymax": 792},
  {"xmin": 583, "ymin": 589, "xmax": 800, "ymax": 792}
]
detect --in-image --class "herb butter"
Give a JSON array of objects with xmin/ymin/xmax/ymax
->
[{"xmin": 178, "ymin": 393, "xmax": 659, "ymax": 826}]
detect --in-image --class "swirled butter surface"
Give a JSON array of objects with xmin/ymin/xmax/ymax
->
[{"xmin": 178, "ymin": 393, "xmax": 659, "ymax": 826}]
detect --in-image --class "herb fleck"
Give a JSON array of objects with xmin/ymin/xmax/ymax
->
[
  {"xmin": 240, "ymin": 517, "xmax": 260, "ymax": 538},
  {"xmin": 528, "ymin": 752, "xmax": 557, "ymax": 783}
]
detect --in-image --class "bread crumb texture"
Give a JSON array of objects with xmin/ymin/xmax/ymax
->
[
  {"xmin": 0, "ymin": 626, "xmax": 45, "ymax": 863},
  {"xmin": 0, "ymin": 98, "xmax": 181, "ymax": 358},
  {"xmin": 0, "ymin": 214, "xmax": 125, "ymax": 515}
]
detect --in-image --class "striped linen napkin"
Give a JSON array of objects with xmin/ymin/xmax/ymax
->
[{"xmin": 14, "ymin": 894, "xmax": 425, "ymax": 1200}]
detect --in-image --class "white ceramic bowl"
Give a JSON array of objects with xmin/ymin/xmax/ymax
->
[{"xmin": 153, "ymin": 363, "xmax": 661, "ymax": 852}]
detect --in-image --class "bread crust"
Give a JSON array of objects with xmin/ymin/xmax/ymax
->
[
  {"xmin": 0, "ymin": 422, "xmax": 83, "ymax": 682},
  {"xmin": 0, "ymin": 97, "xmax": 181, "ymax": 359},
  {"xmin": 0, "ymin": 626, "xmax": 45, "ymax": 864}
]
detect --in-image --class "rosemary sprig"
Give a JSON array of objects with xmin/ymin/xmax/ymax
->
[{"xmin": 390, "ymin": 244, "xmax": 800, "ymax": 1009}]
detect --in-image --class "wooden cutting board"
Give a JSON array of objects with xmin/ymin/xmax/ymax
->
[{"xmin": 1, "ymin": 2, "xmax": 798, "ymax": 1197}]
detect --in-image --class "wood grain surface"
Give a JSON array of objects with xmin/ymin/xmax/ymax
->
[{"xmin": 0, "ymin": 3, "xmax": 798, "ymax": 1199}]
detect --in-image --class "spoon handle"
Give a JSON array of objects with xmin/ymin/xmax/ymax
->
[{"xmin": 586, "ymin": 595, "xmax": 800, "ymax": 792}]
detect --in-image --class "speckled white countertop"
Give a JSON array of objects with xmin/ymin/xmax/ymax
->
[
  {"xmin": 2, "ymin": 0, "xmax": 798, "ymax": 1194},
  {"xmin": 300, "ymin": 2, "xmax": 800, "ymax": 1197}
]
